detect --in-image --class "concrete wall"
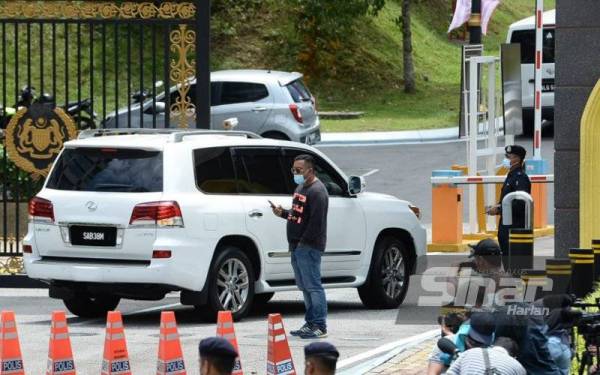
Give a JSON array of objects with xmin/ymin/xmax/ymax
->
[{"xmin": 555, "ymin": 1, "xmax": 600, "ymax": 256}]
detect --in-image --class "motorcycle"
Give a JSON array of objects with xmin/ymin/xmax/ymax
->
[{"xmin": 1, "ymin": 86, "xmax": 98, "ymax": 130}]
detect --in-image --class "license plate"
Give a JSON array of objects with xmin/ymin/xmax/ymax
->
[
  {"xmin": 70, "ymin": 225, "xmax": 117, "ymax": 247},
  {"xmin": 542, "ymin": 84, "xmax": 554, "ymax": 92}
]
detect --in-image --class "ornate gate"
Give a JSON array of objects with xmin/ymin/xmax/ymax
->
[{"xmin": 0, "ymin": 0, "xmax": 209, "ymax": 275}]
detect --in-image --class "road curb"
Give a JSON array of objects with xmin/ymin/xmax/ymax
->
[
  {"xmin": 336, "ymin": 329, "xmax": 439, "ymax": 375},
  {"xmin": 318, "ymin": 128, "xmax": 460, "ymax": 146}
]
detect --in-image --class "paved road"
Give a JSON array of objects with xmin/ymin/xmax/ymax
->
[
  {"xmin": 4, "ymin": 288, "xmax": 432, "ymax": 374},
  {"xmin": 317, "ymin": 137, "xmax": 555, "ymax": 224}
]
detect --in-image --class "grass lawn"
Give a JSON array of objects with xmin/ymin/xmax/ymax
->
[{"xmin": 320, "ymin": 84, "xmax": 459, "ymax": 132}]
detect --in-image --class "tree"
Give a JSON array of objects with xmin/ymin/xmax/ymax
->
[
  {"xmin": 294, "ymin": 0, "xmax": 385, "ymax": 80},
  {"xmin": 397, "ymin": 0, "xmax": 416, "ymax": 93}
]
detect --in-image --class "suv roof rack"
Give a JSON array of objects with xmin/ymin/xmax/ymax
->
[{"xmin": 77, "ymin": 128, "xmax": 262, "ymax": 143}]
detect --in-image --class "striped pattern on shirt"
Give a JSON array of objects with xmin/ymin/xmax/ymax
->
[{"xmin": 446, "ymin": 347, "xmax": 526, "ymax": 375}]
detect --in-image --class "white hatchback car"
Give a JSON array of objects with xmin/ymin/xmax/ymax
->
[{"xmin": 24, "ymin": 129, "xmax": 426, "ymax": 320}]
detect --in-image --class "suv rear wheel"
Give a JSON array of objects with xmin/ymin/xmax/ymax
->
[
  {"xmin": 358, "ymin": 236, "xmax": 410, "ymax": 309},
  {"xmin": 197, "ymin": 246, "xmax": 255, "ymax": 321},
  {"xmin": 63, "ymin": 294, "xmax": 120, "ymax": 318}
]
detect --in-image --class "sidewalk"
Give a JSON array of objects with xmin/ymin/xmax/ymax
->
[
  {"xmin": 366, "ymin": 338, "xmax": 436, "ymax": 375},
  {"xmin": 318, "ymin": 119, "xmax": 503, "ymax": 146},
  {"xmin": 319, "ymin": 127, "xmax": 459, "ymax": 146}
]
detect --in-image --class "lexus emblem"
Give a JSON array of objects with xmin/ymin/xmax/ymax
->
[{"xmin": 86, "ymin": 201, "xmax": 98, "ymax": 212}]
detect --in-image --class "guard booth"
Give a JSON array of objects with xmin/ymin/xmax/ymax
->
[{"xmin": 0, "ymin": 0, "xmax": 209, "ymax": 277}]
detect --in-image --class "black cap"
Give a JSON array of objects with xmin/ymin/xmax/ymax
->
[
  {"xmin": 199, "ymin": 337, "xmax": 238, "ymax": 358},
  {"xmin": 304, "ymin": 342, "xmax": 340, "ymax": 359},
  {"xmin": 468, "ymin": 312, "xmax": 496, "ymax": 346},
  {"xmin": 468, "ymin": 239, "xmax": 501, "ymax": 258},
  {"xmin": 505, "ymin": 145, "xmax": 527, "ymax": 160}
]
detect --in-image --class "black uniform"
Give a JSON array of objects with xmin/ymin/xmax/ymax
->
[{"xmin": 497, "ymin": 166, "xmax": 531, "ymax": 266}]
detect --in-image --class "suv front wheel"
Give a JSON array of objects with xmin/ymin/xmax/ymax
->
[
  {"xmin": 358, "ymin": 236, "xmax": 410, "ymax": 309},
  {"xmin": 63, "ymin": 294, "xmax": 120, "ymax": 318},
  {"xmin": 197, "ymin": 246, "xmax": 255, "ymax": 321}
]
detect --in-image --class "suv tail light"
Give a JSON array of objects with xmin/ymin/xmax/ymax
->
[
  {"xmin": 289, "ymin": 103, "xmax": 303, "ymax": 124},
  {"xmin": 29, "ymin": 196, "xmax": 54, "ymax": 223},
  {"xmin": 129, "ymin": 201, "xmax": 184, "ymax": 228}
]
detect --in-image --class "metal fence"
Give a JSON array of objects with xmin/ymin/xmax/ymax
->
[{"xmin": 0, "ymin": 1, "xmax": 209, "ymax": 268}]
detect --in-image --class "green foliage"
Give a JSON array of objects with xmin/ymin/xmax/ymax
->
[
  {"xmin": 0, "ymin": 144, "xmax": 44, "ymax": 202},
  {"xmin": 292, "ymin": 0, "xmax": 386, "ymax": 80}
]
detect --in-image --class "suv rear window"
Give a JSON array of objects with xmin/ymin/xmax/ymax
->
[
  {"xmin": 286, "ymin": 79, "xmax": 312, "ymax": 103},
  {"xmin": 510, "ymin": 29, "xmax": 555, "ymax": 64},
  {"xmin": 46, "ymin": 148, "xmax": 163, "ymax": 192}
]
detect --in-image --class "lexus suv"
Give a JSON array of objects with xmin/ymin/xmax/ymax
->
[
  {"xmin": 24, "ymin": 129, "xmax": 426, "ymax": 320},
  {"xmin": 103, "ymin": 70, "xmax": 321, "ymax": 144}
]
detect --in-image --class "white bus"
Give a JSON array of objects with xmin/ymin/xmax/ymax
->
[{"xmin": 506, "ymin": 9, "xmax": 555, "ymax": 135}]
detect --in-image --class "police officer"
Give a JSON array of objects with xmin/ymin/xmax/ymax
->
[
  {"xmin": 486, "ymin": 145, "xmax": 531, "ymax": 270},
  {"xmin": 304, "ymin": 342, "xmax": 340, "ymax": 375},
  {"xmin": 198, "ymin": 337, "xmax": 238, "ymax": 375}
]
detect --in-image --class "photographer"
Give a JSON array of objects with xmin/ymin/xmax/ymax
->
[
  {"xmin": 446, "ymin": 335, "xmax": 526, "ymax": 375},
  {"xmin": 428, "ymin": 312, "xmax": 467, "ymax": 375},
  {"xmin": 493, "ymin": 299, "xmax": 560, "ymax": 374}
]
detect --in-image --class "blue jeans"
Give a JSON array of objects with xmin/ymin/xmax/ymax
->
[{"xmin": 291, "ymin": 246, "xmax": 327, "ymax": 330}]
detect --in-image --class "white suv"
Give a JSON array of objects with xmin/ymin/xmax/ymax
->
[{"xmin": 23, "ymin": 129, "xmax": 426, "ymax": 320}]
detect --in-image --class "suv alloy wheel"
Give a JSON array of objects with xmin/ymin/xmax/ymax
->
[
  {"xmin": 197, "ymin": 246, "xmax": 255, "ymax": 321},
  {"xmin": 358, "ymin": 236, "xmax": 410, "ymax": 309}
]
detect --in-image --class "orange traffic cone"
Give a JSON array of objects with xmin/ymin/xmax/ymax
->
[
  {"xmin": 101, "ymin": 311, "xmax": 131, "ymax": 375},
  {"xmin": 0, "ymin": 311, "xmax": 24, "ymax": 375},
  {"xmin": 266, "ymin": 314, "xmax": 295, "ymax": 375},
  {"xmin": 216, "ymin": 311, "xmax": 243, "ymax": 375},
  {"xmin": 156, "ymin": 311, "xmax": 186, "ymax": 375},
  {"xmin": 46, "ymin": 311, "xmax": 76, "ymax": 375}
]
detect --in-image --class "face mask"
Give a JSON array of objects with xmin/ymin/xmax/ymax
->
[
  {"xmin": 501, "ymin": 158, "xmax": 511, "ymax": 168},
  {"xmin": 293, "ymin": 174, "xmax": 305, "ymax": 185}
]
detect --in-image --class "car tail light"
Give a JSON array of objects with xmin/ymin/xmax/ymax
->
[
  {"xmin": 29, "ymin": 196, "xmax": 54, "ymax": 223},
  {"xmin": 152, "ymin": 250, "xmax": 172, "ymax": 259},
  {"xmin": 289, "ymin": 103, "xmax": 303, "ymax": 124},
  {"xmin": 409, "ymin": 204, "xmax": 421, "ymax": 220},
  {"xmin": 129, "ymin": 201, "xmax": 184, "ymax": 227},
  {"xmin": 23, "ymin": 245, "xmax": 32, "ymax": 254}
]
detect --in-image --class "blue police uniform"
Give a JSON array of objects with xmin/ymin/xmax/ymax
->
[{"xmin": 497, "ymin": 160, "xmax": 531, "ymax": 266}]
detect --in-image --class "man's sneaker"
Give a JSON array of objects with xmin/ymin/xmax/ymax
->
[
  {"xmin": 290, "ymin": 323, "xmax": 312, "ymax": 337},
  {"xmin": 299, "ymin": 326, "xmax": 328, "ymax": 339}
]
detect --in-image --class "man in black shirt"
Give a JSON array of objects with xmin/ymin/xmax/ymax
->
[{"xmin": 272, "ymin": 154, "xmax": 329, "ymax": 339}]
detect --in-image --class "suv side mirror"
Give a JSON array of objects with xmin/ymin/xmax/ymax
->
[
  {"xmin": 223, "ymin": 117, "xmax": 239, "ymax": 130},
  {"xmin": 348, "ymin": 176, "xmax": 364, "ymax": 196}
]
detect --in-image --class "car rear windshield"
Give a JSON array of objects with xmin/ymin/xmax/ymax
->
[
  {"xmin": 46, "ymin": 148, "xmax": 163, "ymax": 192},
  {"xmin": 286, "ymin": 79, "xmax": 312, "ymax": 103},
  {"xmin": 510, "ymin": 29, "xmax": 555, "ymax": 64}
]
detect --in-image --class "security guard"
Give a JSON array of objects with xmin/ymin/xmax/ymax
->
[
  {"xmin": 304, "ymin": 342, "xmax": 340, "ymax": 375},
  {"xmin": 486, "ymin": 145, "xmax": 531, "ymax": 269},
  {"xmin": 198, "ymin": 337, "xmax": 238, "ymax": 375}
]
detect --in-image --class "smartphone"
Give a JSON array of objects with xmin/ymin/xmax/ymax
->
[{"xmin": 268, "ymin": 200, "xmax": 276, "ymax": 208}]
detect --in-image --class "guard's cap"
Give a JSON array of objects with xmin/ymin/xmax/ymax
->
[
  {"xmin": 198, "ymin": 337, "xmax": 238, "ymax": 358},
  {"xmin": 304, "ymin": 342, "xmax": 340, "ymax": 359},
  {"xmin": 468, "ymin": 238, "xmax": 502, "ymax": 258},
  {"xmin": 505, "ymin": 145, "xmax": 527, "ymax": 160},
  {"xmin": 468, "ymin": 312, "xmax": 496, "ymax": 346}
]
